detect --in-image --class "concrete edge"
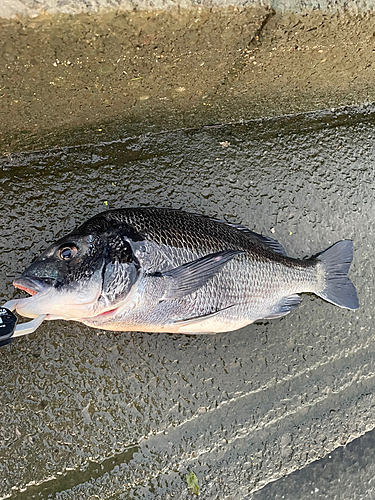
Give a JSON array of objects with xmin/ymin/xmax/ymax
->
[{"xmin": 1, "ymin": 0, "xmax": 374, "ymax": 19}]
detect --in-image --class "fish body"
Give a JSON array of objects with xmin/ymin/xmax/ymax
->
[{"xmin": 11, "ymin": 208, "xmax": 359, "ymax": 334}]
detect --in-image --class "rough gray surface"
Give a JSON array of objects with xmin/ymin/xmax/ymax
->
[
  {"xmin": 2, "ymin": 7, "xmax": 375, "ymax": 154},
  {"xmin": 253, "ymin": 428, "xmax": 375, "ymax": 499},
  {"xmin": 1, "ymin": 0, "xmax": 375, "ymax": 18},
  {"xmin": 0, "ymin": 104, "xmax": 374, "ymax": 498}
]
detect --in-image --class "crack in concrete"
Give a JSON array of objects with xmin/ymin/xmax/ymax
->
[{"xmin": 211, "ymin": 7, "xmax": 276, "ymax": 97}]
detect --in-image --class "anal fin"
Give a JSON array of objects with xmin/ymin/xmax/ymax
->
[{"xmin": 263, "ymin": 294, "xmax": 301, "ymax": 320}]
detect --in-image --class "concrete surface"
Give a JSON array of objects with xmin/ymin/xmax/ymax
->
[
  {"xmin": 1, "ymin": 0, "xmax": 375, "ymax": 19},
  {"xmin": 2, "ymin": 8, "xmax": 375, "ymax": 153},
  {"xmin": 1, "ymin": 3, "xmax": 375, "ymax": 499},
  {"xmin": 254, "ymin": 427, "xmax": 375, "ymax": 499},
  {"xmin": 1, "ymin": 105, "xmax": 375, "ymax": 498}
]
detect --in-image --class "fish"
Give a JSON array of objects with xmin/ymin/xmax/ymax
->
[{"xmin": 7, "ymin": 207, "xmax": 359, "ymax": 335}]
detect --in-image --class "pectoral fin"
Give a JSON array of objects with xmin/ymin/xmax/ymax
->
[{"xmin": 158, "ymin": 249, "xmax": 243, "ymax": 300}]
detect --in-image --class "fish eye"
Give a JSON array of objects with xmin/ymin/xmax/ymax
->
[{"xmin": 58, "ymin": 245, "xmax": 77, "ymax": 261}]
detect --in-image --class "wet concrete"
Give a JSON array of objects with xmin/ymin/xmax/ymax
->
[
  {"xmin": 254, "ymin": 427, "xmax": 375, "ymax": 499},
  {"xmin": 1, "ymin": 104, "xmax": 374, "ymax": 498}
]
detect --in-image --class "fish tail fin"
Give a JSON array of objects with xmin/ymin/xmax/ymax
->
[{"xmin": 315, "ymin": 240, "xmax": 359, "ymax": 310}]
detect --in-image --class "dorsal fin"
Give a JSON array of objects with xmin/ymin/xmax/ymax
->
[
  {"xmin": 209, "ymin": 217, "xmax": 287, "ymax": 256},
  {"xmin": 247, "ymin": 232, "xmax": 287, "ymax": 256}
]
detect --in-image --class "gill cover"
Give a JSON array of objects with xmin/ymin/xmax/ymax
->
[{"xmin": 98, "ymin": 231, "xmax": 141, "ymax": 310}]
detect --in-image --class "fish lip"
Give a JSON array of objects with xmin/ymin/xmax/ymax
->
[{"xmin": 13, "ymin": 276, "xmax": 55, "ymax": 295}]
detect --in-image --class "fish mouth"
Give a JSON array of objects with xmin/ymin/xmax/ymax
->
[{"xmin": 13, "ymin": 276, "xmax": 55, "ymax": 296}]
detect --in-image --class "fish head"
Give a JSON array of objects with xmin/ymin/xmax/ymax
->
[{"xmin": 12, "ymin": 216, "xmax": 142, "ymax": 321}]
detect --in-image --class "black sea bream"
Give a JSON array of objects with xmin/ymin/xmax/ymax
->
[{"xmin": 9, "ymin": 208, "xmax": 359, "ymax": 334}]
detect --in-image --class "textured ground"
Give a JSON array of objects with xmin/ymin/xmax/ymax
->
[
  {"xmin": 1, "ymin": 8, "xmax": 375, "ymax": 152},
  {"xmin": 1, "ymin": 6, "xmax": 375, "ymax": 499},
  {"xmin": 1, "ymin": 106, "xmax": 375, "ymax": 498}
]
